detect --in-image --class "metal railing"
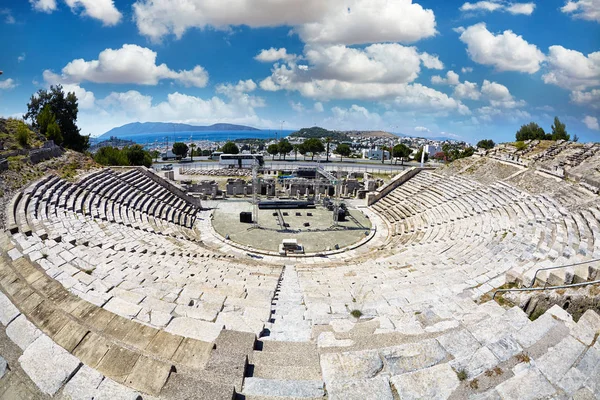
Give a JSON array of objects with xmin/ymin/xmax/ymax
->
[
  {"xmin": 525, "ymin": 258, "xmax": 600, "ymax": 288},
  {"xmin": 492, "ymin": 279, "xmax": 600, "ymax": 299}
]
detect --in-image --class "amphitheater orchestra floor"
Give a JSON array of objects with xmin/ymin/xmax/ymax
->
[{"xmin": 211, "ymin": 200, "xmax": 373, "ymax": 253}]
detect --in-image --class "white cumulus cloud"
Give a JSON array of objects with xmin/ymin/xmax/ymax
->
[
  {"xmin": 314, "ymin": 102, "xmax": 324, "ymax": 112},
  {"xmin": 571, "ymin": 89, "xmax": 600, "ymax": 108},
  {"xmin": 431, "ymin": 71, "xmax": 460, "ymax": 85},
  {"xmin": 454, "ymin": 81, "xmax": 481, "ymax": 100},
  {"xmin": 133, "ymin": 0, "xmax": 437, "ymax": 45},
  {"xmin": 0, "ymin": 79, "xmax": 17, "ymax": 90},
  {"xmin": 255, "ymin": 48, "xmax": 298, "ymax": 63},
  {"xmin": 460, "ymin": 1, "xmax": 535, "ymax": 15},
  {"xmin": 43, "ymin": 44, "xmax": 209, "ymax": 88},
  {"xmin": 481, "ymin": 79, "xmax": 525, "ymax": 108},
  {"xmin": 506, "ymin": 3, "xmax": 536, "ymax": 14},
  {"xmin": 583, "ymin": 115, "xmax": 600, "ymax": 130},
  {"xmin": 561, "ymin": 0, "xmax": 600, "ymax": 22},
  {"xmin": 459, "ymin": 23, "xmax": 545, "ymax": 73},
  {"xmin": 64, "ymin": 0, "xmax": 122, "ymax": 26},
  {"xmin": 542, "ymin": 46, "xmax": 600, "ymax": 91},
  {"xmin": 29, "ymin": 0, "xmax": 57, "ymax": 13}
]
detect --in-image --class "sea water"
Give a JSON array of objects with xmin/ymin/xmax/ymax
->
[{"xmin": 92, "ymin": 130, "xmax": 296, "ymax": 146}]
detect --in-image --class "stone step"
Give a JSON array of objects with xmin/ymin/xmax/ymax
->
[
  {"xmin": 251, "ymin": 350, "xmax": 320, "ymax": 367},
  {"xmin": 242, "ymin": 377, "xmax": 324, "ymax": 399}
]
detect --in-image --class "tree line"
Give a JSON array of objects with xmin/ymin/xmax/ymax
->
[{"xmin": 515, "ymin": 117, "xmax": 575, "ymax": 142}]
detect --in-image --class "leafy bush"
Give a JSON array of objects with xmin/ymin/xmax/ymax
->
[
  {"xmin": 16, "ymin": 123, "xmax": 30, "ymax": 147},
  {"xmin": 94, "ymin": 145, "xmax": 153, "ymax": 167},
  {"xmin": 476, "ymin": 139, "xmax": 495, "ymax": 149}
]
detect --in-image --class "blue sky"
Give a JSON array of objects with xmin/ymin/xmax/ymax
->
[{"xmin": 0, "ymin": 0, "xmax": 599, "ymax": 143}]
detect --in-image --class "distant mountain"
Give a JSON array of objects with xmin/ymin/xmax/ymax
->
[{"xmin": 99, "ymin": 122, "xmax": 261, "ymax": 138}]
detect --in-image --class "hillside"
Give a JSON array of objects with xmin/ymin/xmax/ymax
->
[
  {"xmin": 345, "ymin": 130, "xmax": 400, "ymax": 139},
  {"xmin": 100, "ymin": 122, "xmax": 261, "ymax": 138},
  {"xmin": 290, "ymin": 127, "xmax": 350, "ymax": 141}
]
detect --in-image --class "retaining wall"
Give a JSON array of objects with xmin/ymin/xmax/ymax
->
[{"xmin": 366, "ymin": 167, "xmax": 435, "ymax": 206}]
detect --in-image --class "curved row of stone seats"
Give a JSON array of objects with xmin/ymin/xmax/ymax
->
[
  {"xmin": 370, "ymin": 171, "xmax": 600, "ymax": 295},
  {"xmin": 43, "ymin": 168, "xmax": 197, "ymax": 230},
  {"xmin": 8, "ymin": 220, "xmax": 281, "ymax": 339},
  {"xmin": 5, "ymin": 230, "xmax": 598, "ymax": 400},
  {"xmin": 0, "ymin": 237, "xmax": 265, "ymax": 399}
]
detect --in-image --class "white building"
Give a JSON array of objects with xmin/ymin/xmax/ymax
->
[
  {"xmin": 424, "ymin": 144, "xmax": 442, "ymax": 155},
  {"xmin": 362, "ymin": 148, "xmax": 390, "ymax": 160}
]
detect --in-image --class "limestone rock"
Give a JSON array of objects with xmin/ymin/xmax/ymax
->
[
  {"xmin": 320, "ymin": 350, "xmax": 383, "ymax": 384},
  {"xmin": 390, "ymin": 363, "xmax": 459, "ymax": 400},
  {"xmin": 327, "ymin": 376, "xmax": 394, "ymax": 400},
  {"xmin": 380, "ymin": 339, "xmax": 447, "ymax": 375},
  {"xmin": 495, "ymin": 367, "xmax": 556, "ymax": 400},
  {"xmin": 19, "ymin": 335, "xmax": 81, "ymax": 395},
  {"xmin": 6, "ymin": 314, "xmax": 42, "ymax": 351}
]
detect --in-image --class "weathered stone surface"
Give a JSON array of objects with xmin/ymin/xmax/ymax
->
[
  {"xmin": 18, "ymin": 335, "xmax": 81, "ymax": 395},
  {"xmin": 94, "ymin": 377, "xmax": 141, "ymax": 400},
  {"xmin": 145, "ymin": 330, "xmax": 183, "ymax": 360},
  {"xmin": 0, "ymin": 356, "xmax": 7, "ymax": 379},
  {"xmin": 0, "ymin": 291, "xmax": 20, "ymax": 326},
  {"xmin": 487, "ymin": 336, "xmax": 522, "ymax": 362},
  {"xmin": 53, "ymin": 320, "xmax": 89, "ymax": 352},
  {"xmin": 536, "ymin": 335, "xmax": 587, "ymax": 384},
  {"xmin": 6, "ymin": 314, "xmax": 42, "ymax": 351},
  {"xmin": 515, "ymin": 313, "xmax": 559, "ymax": 348},
  {"xmin": 390, "ymin": 363, "xmax": 459, "ymax": 400},
  {"xmin": 96, "ymin": 346, "xmax": 140, "ymax": 384},
  {"xmin": 103, "ymin": 297, "xmax": 141, "ymax": 319},
  {"xmin": 381, "ymin": 339, "xmax": 447, "ymax": 375},
  {"xmin": 172, "ymin": 338, "xmax": 213, "ymax": 369},
  {"xmin": 327, "ymin": 376, "xmax": 394, "ymax": 400},
  {"xmin": 317, "ymin": 332, "xmax": 354, "ymax": 348},
  {"xmin": 165, "ymin": 317, "xmax": 223, "ymax": 342},
  {"xmin": 451, "ymin": 347, "xmax": 499, "ymax": 379},
  {"xmin": 8, "ymin": 248, "xmax": 23, "ymax": 260},
  {"xmin": 243, "ymin": 378, "xmax": 325, "ymax": 398},
  {"xmin": 571, "ymin": 310, "xmax": 600, "ymax": 346},
  {"xmin": 125, "ymin": 356, "xmax": 172, "ymax": 396},
  {"xmin": 72, "ymin": 332, "xmax": 112, "ymax": 368},
  {"xmin": 320, "ymin": 350, "xmax": 383, "ymax": 384},
  {"xmin": 495, "ymin": 367, "xmax": 557, "ymax": 400},
  {"xmin": 437, "ymin": 328, "xmax": 481, "ymax": 360},
  {"xmin": 62, "ymin": 364, "xmax": 104, "ymax": 400}
]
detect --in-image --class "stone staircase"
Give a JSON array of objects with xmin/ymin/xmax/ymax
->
[{"xmin": 242, "ymin": 340, "xmax": 324, "ymax": 399}]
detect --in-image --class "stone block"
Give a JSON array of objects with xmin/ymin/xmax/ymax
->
[
  {"xmin": 380, "ymin": 339, "xmax": 447, "ymax": 375},
  {"xmin": 6, "ymin": 314, "xmax": 42, "ymax": 351},
  {"xmin": 19, "ymin": 335, "xmax": 81, "ymax": 395},
  {"xmin": 320, "ymin": 350, "xmax": 383, "ymax": 384},
  {"xmin": 125, "ymin": 356, "xmax": 173, "ymax": 396},
  {"xmin": 62, "ymin": 364, "xmax": 104, "ymax": 400},
  {"xmin": 0, "ymin": 356, "xmax": 7, "ymax": 380},
  {"xmin": 103, "ymin": 297, "xmax": 142, "ymax": 319},
  {"xmin": 95, "ymin": 377, "xmax": 141, "ymax": 400},
  {"xmin": 96, "ymin": 346, "xmax": 140, "ymax": 384},
  {"xmin": 243, "ymin": 378, "xmax": 324, "ymax": 398},
  {"xmin": 536, "ymin": 335, "xmax": 587, "ymax": 384},
  {"xmin": 0, "ymin": 291, "xmax": 20, "ymax": 326},
  {"xmin": 571, "ymin": 310, "xmax": 600, "ymax": 346},
  {"xmin": 495, "ymin": 367, "xmax": 556, "ymax": 400},
  {"xmin": 327, "ymin": 376, "xmax": 393, "ymax": 400},
  {"xmin": 390, "ymin": 363, "xmax": 459, "ymax": 400},
  {"xmin": 165, "ymin": 317, "xmax": 223, "ymax": 342}
]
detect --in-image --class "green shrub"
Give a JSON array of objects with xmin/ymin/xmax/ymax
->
[
  {"xmin": 350, "ymin": 309, "xmax": 362, "ymax": 318},
  {"xmin": 16, "ymin": 123, "xmax": 30, "ymax": 148}
]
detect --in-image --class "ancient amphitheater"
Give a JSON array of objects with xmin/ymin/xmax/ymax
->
[{"xmin": 1, "ymin": 141, "xmax": 599, "ymax": 400}]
